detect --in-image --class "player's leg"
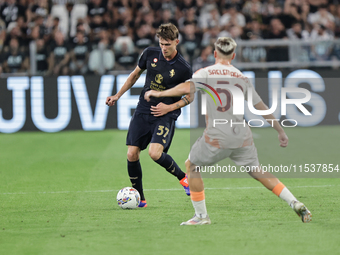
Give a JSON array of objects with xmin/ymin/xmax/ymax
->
[
  {"xmin": 231, "ymin": 144, "xmax": 311, "ymax": 222},
  {"xmin": 248, "ymin": 167, "xmax": 312, "ymax": 223},
  {"xmin": 180, "ymin": 159, "xmax": 211, "ymax": 225},
  {"xmin": 248, "ymin": 166, "xmax": 297, "ymax": 204},
  {"xmin": 126, "ymin": 113, "xmax": 152, "ymax": 207},
  {"xmin": 126, "ymin": 145, "xmax": 147, "ymax": 207},
  {"xmin": 149, "ymin": 117, "xmax": 189, "ymax": 195},
  {"xmin": 181, "ymin": 136, "xmax": 225, "ymax": 225},
  {"xmin": 148, "ymin": 143, "xmax": 185, "ymax": 181},
  {"xmin": 185, "ymin": 159, "xmax": 204, "ymax": 192},
  {"xmin": 148, "ymin": 143, "xmax": 189, "ymax": 195}
]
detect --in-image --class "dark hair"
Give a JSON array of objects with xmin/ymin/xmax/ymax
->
[{"xmin": 156, "ymin": 23, "xmax": 179, "ymax": 41}]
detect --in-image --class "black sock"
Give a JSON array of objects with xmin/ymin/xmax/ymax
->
[
  {"xmin": 154, "ymin": 153, "xmax": 186, "ymax": 181},
  {"xmin": 127, "ymin": 159, "xmax": 145, "ymax": 201}
]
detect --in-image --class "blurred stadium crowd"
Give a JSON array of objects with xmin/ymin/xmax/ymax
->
[{"xmin": 0, "ymin": 0, "xmax": 339, "ymax": 75}]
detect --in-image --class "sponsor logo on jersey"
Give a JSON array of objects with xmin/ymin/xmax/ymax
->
[{"xmin": 155, "ymin": 74, "xmax": 163, "ymax": 84}]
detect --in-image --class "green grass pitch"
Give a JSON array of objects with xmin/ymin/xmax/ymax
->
[{"xmin": 1, "ymin": 126, "xmax": 339, "ymax": 255}]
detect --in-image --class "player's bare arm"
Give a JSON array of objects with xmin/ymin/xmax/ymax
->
[
  {"xmin": 145, "ymin": 81, "xmax": 194, "ymax": 117},
  {"xmin": 106, "ymin": 66, "xmax": 145, "ymax": 106},
  {"xmin": 254, "ymin": 101, "xmax": 288, "ymax": 147},
  {"xmin": 145, "ymin": 81, "xmax": 193, "ymax": 100},
  {"xmin": 150, "ymin": 94, "xmax": 193, "ymax": 117}
]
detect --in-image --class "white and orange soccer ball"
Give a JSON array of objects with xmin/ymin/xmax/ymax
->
[{"xmin": 116, "ymin": 187, "xmax": 140, "ymax": 209}]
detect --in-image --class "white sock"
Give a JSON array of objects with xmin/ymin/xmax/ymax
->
[
  {"xmin": 191, "ymin": 199, "xmax": 208, "ymax": 218},
  {"xmin": 279, "ymin": 187, "xmax": 297, "ymax": 208}
]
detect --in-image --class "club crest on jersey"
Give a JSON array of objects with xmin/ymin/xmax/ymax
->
[
  {"xmin": 155, "ymin": 74, "xmax": 163, "ymax": 84},
  {"xmin": 169, "ymin": 69, "xmax": 175, "ymax": 78},
  {"xmin": 152, "ymin": 58, "xmax": 158, "ymax": 67}
]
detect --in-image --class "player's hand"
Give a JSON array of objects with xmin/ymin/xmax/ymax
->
[
  {"xmin": 106, "ymin": 94, "xmax": 119, "ymax": 106},
  {"xmin": 151, "ymin": 102, "xmax": 170, "ymax": 117},
  {"xmin": 144, "ymin": 90, "xmax": 160, "ymax": 102},
  {"xmin": 278, "ymin": 132, "xmax": 288, "ymax": 147}
]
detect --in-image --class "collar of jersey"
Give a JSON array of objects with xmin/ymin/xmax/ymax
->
[{"xmin": 159, "ymin": 50, "xmax": 179, "ymax": 65}]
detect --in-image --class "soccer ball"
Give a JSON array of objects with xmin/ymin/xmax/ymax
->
[{"xmin": 116, "ymin": 187, "xmax": 140, "ymax": 209}]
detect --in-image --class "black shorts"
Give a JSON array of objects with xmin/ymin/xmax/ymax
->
[{"xmin": 126, "ymin": 112, "xmax": 176, "ymax": 153}]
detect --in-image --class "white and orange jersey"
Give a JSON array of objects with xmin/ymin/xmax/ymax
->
[{"xmin": 192, "ymin": 63, "xmax": 262, "ymax": 149}]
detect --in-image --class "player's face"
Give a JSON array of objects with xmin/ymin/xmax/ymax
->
[{"xmin": 159, "ymin": 37, "xmax": 179, "ymax": 60}]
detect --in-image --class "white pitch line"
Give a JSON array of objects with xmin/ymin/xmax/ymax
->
[{"xmin": 0, "ymin": 184, "xmax": 337, "ymax": 195}]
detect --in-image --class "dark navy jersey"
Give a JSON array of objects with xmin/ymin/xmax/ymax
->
[{"xmin": 135, "ymin": 47, "xmax": 192, "ymax": 120}]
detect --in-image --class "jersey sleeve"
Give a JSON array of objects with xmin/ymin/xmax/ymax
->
[
  {"xmin": 245, "ymin": 78, "xmax": 262, "ymax": 105},
  {"xmin": 191, "ymin": 68, "xmax": 208, "ymax": 92},
  {"xmin": 137, "ymin": 48, "xmax": 148, "ymax": 70},
  {"xmin": 184, "ymin": 67, "xmax": 193, "ymax": 81}
]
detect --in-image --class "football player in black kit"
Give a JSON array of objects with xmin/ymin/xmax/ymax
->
[{"xmin": 106, "ymin": 23, "xmax": 193, "ymax": 207}]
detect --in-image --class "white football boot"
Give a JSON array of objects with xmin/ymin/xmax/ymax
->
[
  {"xmin": 180, "ymin": 214, "xmax": 211, "ymax": 225},
  {"xmin": 292, "ymin": 201, "xmax": 312, "ymax": 223}
]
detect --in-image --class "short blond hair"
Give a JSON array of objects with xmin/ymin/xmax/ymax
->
[{"xmin": 214, "ymin": 37, "xmax": 237, "ymax": 56}]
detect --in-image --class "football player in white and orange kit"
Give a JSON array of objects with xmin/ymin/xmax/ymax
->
[{"xmin": 145, "ymin": 37, "xmax": 312, "ymax": 225}]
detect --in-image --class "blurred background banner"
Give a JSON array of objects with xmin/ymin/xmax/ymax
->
[
  {"xmin": 0, "ymin": 75, "xmax": 116, "ymax": 133},
  {"xmin": 1, "ymin": 0, "xmax": 340, "ymax": 132},
  {"xmin": 0, "ymin": 69, "xmax": 339, "ymax": 133}
]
